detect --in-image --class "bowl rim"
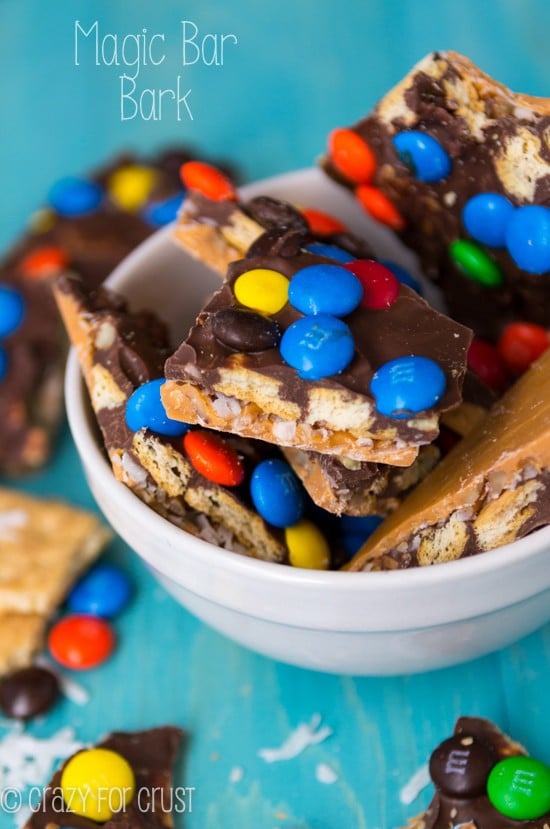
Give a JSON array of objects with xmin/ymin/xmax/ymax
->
[{"xmin": 64, "ymin": 167, "xmax": 550, "ymax": 602}]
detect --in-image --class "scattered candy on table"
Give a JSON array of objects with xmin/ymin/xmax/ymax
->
[
  {"xmin": 48, "ymin": 176, "xmax": 103, "ymax": 216},
  {"xmin": 48, "ymin": 614, "xmax": 116, "ymax": 670},
  {"xmin": 61, "ymin": 747, "xmax": 136, "ymax": 821},
  {"xmin": 0, "ymin": 666, "xmax": 60, "ymax": 720},
  {"xmin": 392, "ymin": 131, "xmax": 451, "ymax": 183},
  {"xmin": 487, "ymin": 755, "xmax": 550, "ymax": 820},
  {"xmin": 126, "ymin": 378, "xmax": 190, "ymax": 436},
  {"xmin": 68, "ymin": 563, "xmax": 132, "ymax": 618},
  {"xmin": 250, "ymin": 459, "xmax": 305, "ymax": 528},
  {"xmin": 371, "ymin": 356, "xmax": 446, "ymax": 418}
]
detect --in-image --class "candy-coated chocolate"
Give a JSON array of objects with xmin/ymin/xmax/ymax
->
[
  {"xmin": 234, "ymin": 268, "xmax": 289, "ymax": 314},
  {"xmin": 343, "ymin": 260, "xmax": 400, "ymax": 309},
  {"xmin": 355, "ymin": 185, "xmax": 405, "ymax": 230},
  {"xmin": 339, "ymin": 515, "xmax": 384, "ymax": 558},
  {"xmin": 429, "ymin": 734, "xmax": 497, "ymax": 797},
  {"xmin": 126, "ymin": 378, "xmax": 190, "ymax": 436},
  {"xmin": 379, "ymin": 259, "xmax": 422, "ymax": 294},
  {"xmin": 19, "ymin": 245, "xmax": 69, "ymax": 279},
  {"xmin": 487, "ymin": 755, "xmax": 550, "ymax": 820},
  {"xmin": 61, "ymin": 747, "xmax": 135, "ymax": 821},
  {"xmin": 48, "ymin": 177, "xmax": 103, "ymax": 217},
  {"xmin": 250, "ymin": 459, "xmax": 305, "ymax": 528},
  {"xmin": 183, "ymin": 430, "xmax": 245, "ymax": 486},
  {"xmin": 0, "ymin": 346, "xmax": 7, "ymax": 381},
  {"xmin": 328, "ymin": 128, "xmax": 376, "ymax": 184},
  {"xmin": 211, "ymin": 307, "xmax": 280, "ymax": 352},
  {"xmin": 68, "ymin": 563, "xmax": 132, "ymax": 618},
  {"xmin": 467, "ymin": 338, "xmax": 510, "ymax": 393},
  {"xmin": 280, "ymin": 314, "xmax": 355, "ymax": 380},
  {"xmin": 304, "ymin": 242, "xmax": 356, "ymax": 264},
  {"xmin": 143, "ymin": 192, "xmax": 185, "ymax": 226},
  {"xmin": 285, "ymin": 519, "xmax": 330, "ymax": 569},
  {"xmin": 0, "ymin": 284, "xmax": 25, "ymax": 338},
  {"xmin": 108, "ymin": 164, "xmax": 157, "ymax": 211},
  {"xmin": 506, "ymin": 205, "xmax": 550, "ymax": 274},
  {"xmin": 301, "ymin": 207, "xmax": 347, "ymax": 236},
  {"xmin": 48, "ymin": 615, "xmax": 115, "ymax": 670},
  {"xmin": 449, "ymin": 239, "xmax": 503, "ymax": 286},
  {"xmin": 371, "ymin": 355, "xmax": 446, "ymax": 418},
  {"xmin": 180, "ymin": 160, "xmax": 236, "ymax": 202},
  {"xmin": 288, "ymin": 263, "xmax": 363, "ymax": 317},
  {"xmin": 393, "ymin": 131, "xmax": 452, "ymax": 182},
  {"xmin": 0, "ymin": 666, "xmax": 60, "ymax": 720},
  {"xmin": 462, "ymin": 192, "xmax": 515, "ymax": 247},
  {"xmin": 497, "ymin": 322, "xmax": 550, "ymax": 375}
]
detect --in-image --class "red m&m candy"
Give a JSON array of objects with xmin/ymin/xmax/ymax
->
[
  {"xmin": 180, "ymin": 161, "xmax": 236, "ymax": 202},
  {"xmin": 19, "ymin": 246, "xmax": 69, "ymax": 279},
  {"xmin": 301, "ymin": 207, "xmax": 347, "ymax": 236},
  {"xmin": 467, "ymin": 338, "xmax": 511, "ymax": 394},
  {"xmin": 328, "ymin": 129, "xmax": 376, "ymax": 184},
  {"xmin": 344, "ymin": 260, "xmax": 400, "ymax": 309},
  {"xmin": 497, "ymin": 322, "xmax": 550, "ymax": 375},
  {"xmin": 183, "ymin": 430, "xmax": 245, "ymax": 486},
  {"xmin": 48, "ymin": 615, "xmax": 115, "ymax": 670}
]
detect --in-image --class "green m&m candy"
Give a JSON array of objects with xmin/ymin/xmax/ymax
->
[
  {"xmin": 487, "ymin": 756, "xmax": 550, "ymax": 820},
  {"xmin": 449, "ymin": 239, "xmax": 503, "ymax": 287}
]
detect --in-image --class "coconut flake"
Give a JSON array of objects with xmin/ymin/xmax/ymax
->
[
  {"xmin": 121, "ymin": 452, "xmax": 149, "ymax": 486},
  {"xmin": 315, "ymin": 763, "xmax": 338, "ymax": 784},
  {"xmin": 272, "ymin": 420, "xmax": 297, "ymax": 442},
  {"xmin": 399, "ymin": 763, "xmax": 431, "ymax": 805},
  {"xmin": 212, "ymin": 395, "xmax": 242, "ymax": 418},
  {"xmin": 258, "ymin": 714, "xmax": 332, "ymax": 763},
  {"xmin": 229, "ymin": 766, "xmax": 244, "ymax": 783}
]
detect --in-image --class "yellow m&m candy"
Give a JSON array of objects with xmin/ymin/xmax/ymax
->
[
  {"xmin": 108, "ymin": 165, "xmax": 157, "ymax": 211},
  {"xmin": 234, "ymin": 268, "xmax": 289, "ymax": 314},
  {"xmin": 61, "ymin": 747, "xmax": 135, "ymax": 821},
  {"xmin": 285, "ymin": 519, "xmax": 330, "ymax": 570}
]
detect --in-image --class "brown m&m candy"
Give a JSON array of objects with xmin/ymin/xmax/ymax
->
[
  {"xmin": 211, "ymin": 308, "xmax": 281, "ymax": 352},
  {"xmin": 0, "ymin": 666, "xmax": 60, "ymax": 720},
  {"xmin": 429, "ymin": 734, "xmax": 497, "ymax": 797}
]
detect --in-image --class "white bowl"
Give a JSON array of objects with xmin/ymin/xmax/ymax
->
[{"xmin": 65, "ymin": 169, "xmax": 550, "ymax": 675}]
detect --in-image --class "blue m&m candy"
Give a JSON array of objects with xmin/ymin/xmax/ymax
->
[
  {"xmin": 0, "ymin": 284, "xmax": 25, "ymax": 338},
  {"xmin": 462, "ymin": 193, "xmax": 515, "ymax": 248},
  {"xmin": 280, "ymin": 315, "xmax": 355, "ymax": 380},
  {"xmin": 392, "ymin": 131, "xmax": 451, "ymax": 183},
  {"xmin": 68, "ymin": 564, "xmax": 132, "ymax": 618},
  {"xmin": 379, "ymin": 260, "xmax": 422, "ymax": 295},
  {"xmin": 143, "ymin": 192, "xmax": 185, "ymax": 227},
  {"xmin": 48, "ymin": 177, "xmax": 103, "ymax": 217},
  {"xmin": 0, "ymin": 346, "xmax": 7, "ymax": 381},
  {"xmin": 371, "ymin": 356, "xmax": 446, "ymax": 418},
  {"xmin": 505, "ymin": 205, "xmax": 550, "ymax": 274},
  {"xmin": 289, "ymin": 264, "xmax": 363, "ymax": 317},
  {"xmin": 339, "ymin": 515, "xmax": 384, "ymax": 558},
  {"xmin": 304, "ymin": 242, "xmax": 356, "ymax": 264},
  {"xmin": 250, "ymin": 459, "xmax": 305, "ymax": 528},
  {"xmin": 126, "ymin": 379, "xmax": 190, "ymax": 436}
]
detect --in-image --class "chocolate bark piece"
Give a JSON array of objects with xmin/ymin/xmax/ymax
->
[
  {"xmin": 322, "ymin": 51, "xmax": 550, "ymax": 341},
  {"xmin": 347, "ymin": 348, "xmax": 550, "ymax": 570},
  {"xmin": 24, "ymin": 727, "xmax": 184, "ymax": 829},
  {"xmin": 163, "ymin": 230, "xmax": 472, "ymax": 465},
  {"xmin": 0, "ymin": 487, "xmax": 109, "ymax": 675},
  {"xmin": 53, "ymin": 273, "xmax": 291, "ymax": 562},
  {"xmin": 403, "ymin": 716, "xmax": 548, "ymax": 829}
]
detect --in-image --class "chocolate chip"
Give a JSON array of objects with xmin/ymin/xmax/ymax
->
[
  {"xmin": 247, "ymin": 228, "xmax": 307, "ymax": 259},
  {"xmin": 0, "ymin": 666, "xmax": 60, "ymax": 720},
  {"xmin": 429, "ymin": 734, "xmax": 497, "ymax": 797},
  {"xmin": 245, "ymin": 196, "xmax": 309, "ymax": 233},
  {"xmin": 211, "ymin": 308, "xmax": 280, "ymax": 352}
]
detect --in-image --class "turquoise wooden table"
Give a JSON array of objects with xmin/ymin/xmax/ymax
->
[{"xmin": 1, "ymin": 1, "xmax": 550, "ymax": 827}]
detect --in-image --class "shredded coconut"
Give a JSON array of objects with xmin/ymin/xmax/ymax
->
[
  {"xmin": 229, "ymin": 765, "xmax": 244, "ymax": 783},
  {"xmin": 212, "ymin": 395, "xmax": 242, "ymax": 418},
  {"xmin": 272, "ymin": 420, "xmax": 297, "ymax": 442},
  {"xmin": 258, "ymin": 714, "xmax": 332, "ymax": 763},
  {"xmin": 121, "ymin": 451, "xmax": 149, "ymax": 486},
  {"xmin": 315, "ymin": 762, "xmax": 338, "ymax": 784},
  {"xmin": 0, "ymin": 510, "xmax": 28, "ymax": 542},
  {"xmin": 399, "ymin": 763, "xmax": 431, "ymax": 805}
]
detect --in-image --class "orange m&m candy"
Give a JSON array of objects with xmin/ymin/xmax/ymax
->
[
  {"xmin": 19, "ymin": 246, "xmax": 69, "ymax": 279},
  {"xmin": 301, "ymin": 208, "xmax": 347, "ymax": 237},
  {"xmin": 183, "ymin": 430, "xmax": 245, "ymax": 486},
  {"xmin": 328, "ymin": 128, "xmax": 376, "ymax": 184},
  {"xmin": 180, "ymin": 161, "xmax": 236, "ymax": 202},
  {"xmin": 355, "ymin": 185, "xmax": 405, "ymax": 231},
  {"xmin": 48, "ymin": 615, "xmax": 115, "ymax": 670},
  {"xmin": 497, "ymin": 322, "xmax": 550, "ymax": 375}
]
